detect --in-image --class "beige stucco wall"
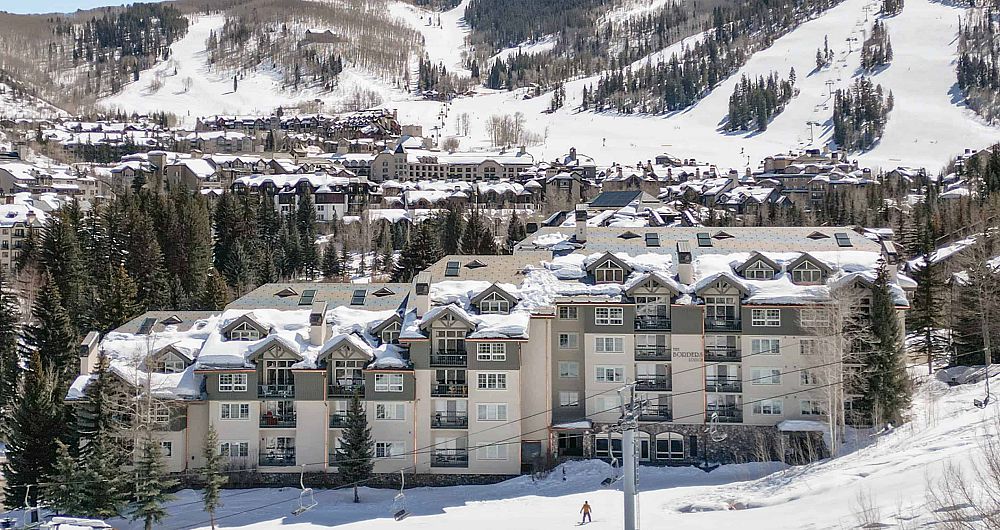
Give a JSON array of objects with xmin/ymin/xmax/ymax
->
[
  {"xmin": 670, "ymin": 334, "xmax": 706, "ymax": 425},
  {"xmin": 583, "ymin": 332, "xmax": 634, "ymax": 423}
]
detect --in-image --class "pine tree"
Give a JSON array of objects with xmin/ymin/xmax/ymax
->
[
  {"xmin": 201, "ymin": 425, "xmax": 227, "ymax": 530},
  {"xmin": 39, "ymin": 211, "xmax": 87, "ymax": 325},
  {"xmin": 46, "ymin": 440, "xmax": 88, "ymax": 516},
  {"xmin": 392, "ymin": 223, "xmax": 443, "ymax": 282},
  {"xmin": 337, "ymin": 391, "xmax": 373, "ymax": 503},
  {"xmin": 125, "ymin": 207, "xmax": 169, "ymax": 311},
  {"xmin": 461, "ymin": 209, "xmax": 486, "ymax": 255},
  {"xmin": 296, "ymin": 192, "xmax": 319, "ymax": 279},
  {"xmin": 3, "ymin": 350, "xmax": 66, "ymax": 511},
  {"xmin": 441, "ymin": 207, "xmax": 464, "ymax": 255},
  {"xmin": 94, "ymin": 265, "xmax": 140, "ymax": 333},
  {"xmin": 863, "ymin": 260, "xmax": 911, "ymax": 425},
  {"xmin": 75, "ymin": 352, "xmax": 127, "ymax": 518},
  {"xmin": 505, "ymin": 212, "xmax": 527, "ymax": 253},
  {"xmin": 0, "ymin": 268, "xmax": 20, "ymax": 430},
  {"xmin": 202, "ymin": 268, "xmax": 231, "ymax": 311},
  {"xmin": 129, "ymin": 435, "xmax": 178, "ymax": 530},
  {"xmin": 27, "ymin": 274, "xmax": 78, "ymax": 388},
  {"xmin": 321, "ymin": 243, "xmax": 342, "ymax": 279}
]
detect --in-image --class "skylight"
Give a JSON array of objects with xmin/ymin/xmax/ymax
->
[
  {"xmin": 298, "ymin": 289, "xmax": 317, "ymax": 306},
  {"xmin": 644, "ymin": 232, "xmax": 660, "ymax": 247},
  {"xmin": 696, "ymin": 232, "xmax": 712, "ymax": 247},
  {"xmin": 834, "ymin": 232, "xmax": 853, "ymax": 247},
  {"xmin": 351, "ymin": 289, "xmax": 367, "ymax": 305},
  {"xmin": 444, "ymin": 261, "xmax": 461, "ymax": 277}
]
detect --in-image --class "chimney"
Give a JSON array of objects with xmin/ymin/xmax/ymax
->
[
  {"xmin": 414, "ymin": 271, "xmax": 432, "ymax": 317},
  {"xmin": 574, "ymin": 204, "xmax": 588, "ymax": 243},
  {"xmin": 79, "ymin": 331, "xmax": 101, "ymax": 375},
  {"xmin": 569, "ymin": 147, "xmax": 577, "ymax": 161},
  {"xmin": 676, "ymin": 241, "xmax": 693, "ymax": 285},
  {"xmin": 518, "ymin": 145, "xmax": 527, "ymax": 156},
  {"xmin": 309, "ymin": 301, "xmax": 328, "ymax": 346},
  {"xmin": 728, "ymin": 169, "xmax": 739, "ymax": 187}
]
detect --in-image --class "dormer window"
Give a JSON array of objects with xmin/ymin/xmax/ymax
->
[
  {"xmin": 229, "ymin": 322, "xmax": 261, "ymax": 341},
  {"xmin": 153, "ymin": 353, "xmax": 187, "ymax": 374},
  {"xmin": 381, "ymin": 322, "xmax": 401, "ymax": 345},
  {"xmin": 479, "ymin": 292, "xmax": 510, "ymax": 315},
  {"xmin": 745, "ymin": 261, "xmax": 775, "ymax": 280},
  {"xmin": 594, "ymin": 260, "xmax": 625, "ymax": 284},
  {"xmin": 792, "ymin": 261, "xmax": 823, "ymax": 284}
]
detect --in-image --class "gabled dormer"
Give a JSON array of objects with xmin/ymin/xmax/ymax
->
[
  {"xmin": 735, "ymin": 252, "xmax": 780, "ymax": 280},
  {"xmin": 787, "ymin": 254, "xmax": 833, "ymax": 285},
  {"xmin": 247, "ymin": 335, "xmax": 303, "ymax": 365},
  {"xmin": 419, "ymin": 305, "xmax": 474, "ymax": 355},
  {"xmin": 145, "ymin": 344, "xmax": 194, "ymax": 374},
  {"xmin": 624, "ymin": 272, "xmax": 680, "ymax": 298},
  {"xmin": 470, "ymin": 284, "xmax": 517, "ymax": 315},
  {"xmin": 694, "ymin": 273, "xmax": 749, "ymax": 299},
  {"xmin": 317, "ymin": 333, "xmax": 374, "ymax": 367},
  {"xmin": 585, "ymin": 252, "xmax": 632, "ymax": 284},
  {"xmin": 419, "ymin": 305, "xmax": 475, "ymax": 332},
  {"xmin": 221, "ymin": 314, "xmax": 269, "ymax": 341},
  {"xmin": 371, "ymin": 314, "xmax": 403, "ymax": 345}
]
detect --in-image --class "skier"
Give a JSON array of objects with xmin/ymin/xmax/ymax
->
[{"xmin": 580, "ymin": 501, "xmax": 592, "ymax": 524}]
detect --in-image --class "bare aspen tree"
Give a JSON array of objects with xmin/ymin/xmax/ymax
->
[{"xmin": 926, "ymin": 415, "xmax": 1000, "ymax": 529}]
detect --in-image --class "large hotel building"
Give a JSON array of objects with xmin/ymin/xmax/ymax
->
[{"xmin": 68, "ymin": 223, "xmax": 907, "ymax": 479}]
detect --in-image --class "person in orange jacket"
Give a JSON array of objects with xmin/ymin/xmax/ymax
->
[{"xmin": 580, "ymin": 501, "xmax": 592, "ymax": 524}]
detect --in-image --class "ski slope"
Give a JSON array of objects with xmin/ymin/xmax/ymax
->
[
  {"xmin": 388, "ymin": 0, "xmax": 471, "ymax": 76},
  {"xmin": 103, "ymin": 371, "xmax": 996, "ymax": 530}
]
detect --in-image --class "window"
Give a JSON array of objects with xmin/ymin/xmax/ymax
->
[
  {"xmin": 155, "ymin": 354, "xmax": 186, "ymax": 374},
  {"xmin": 375, "ymin": 441, "xmax": 404, "ymax": 459},
  {"xmin": 594, "ymin": 261, "xmax": 625, "ymax": 283},
  {"xmin": 558, "ymin": 361, "xmax": 579, "ymax": 379},
  {"xmin": 801, "ymin": 370, "xmax": 819, "ymax": 385},
  {"xmin": 696, "ymin": 232, "xmax": 712, "ymax": 247},
  {"xmin": 558, "ymin": 306, "xmax": 578, "ymax": 320},
  {"xmin": 160, "ymin": 441, "xmax": 173, "ymax": 458},
  {"xmin": 380, "ymin": 322, "xmax": 401, "ymax": 345},
  {"xmin": 477, "ymin": 343, "xmax": 506, "ymax": 361},
  {"xmin": 220, "ymin": 441, "xmax": 249, "ymax": 458},
  {"xmin": 752, "ymin": 399, "xmax": 783, "ymax": 415},
  {"xmin": 477, "ymin": 403, "xmax": 508, "ymax": 421},
  {"xmin": 595, "ymin": 336, "xmax": 625, "ymax": 353},
  {"xmin": 444, "ymin": 261, "xmax": 461, "ymax": 277},
  {"xmin": 435, "ymin": 329, "xmax": 466, "ymax": 353},
  {"xmin": 751, "ymin": 308, "xmax": 781, "ymax": 327},
  {"xmin": 595, "ymin": 307, "xmax": 624, "ymax": 326},
  {"xmin": 834, "ymin": 232, "xmax": 853, "ymax": 247},
  {"xmin": 792, "ymin": 261, "xmax": 823, "ymax": 284},
  {"xmin": 558, "ymin": 333, "xmax": 578, "ymax": 349},
  {"xmin": 220, "ymin": 403, "xmax": 250, "ymax": 420},
  {"xmin": 477, "ymin": 372, "xmax": 507, "ymax": 390},
  {"xmin": 704, "ymin": 296, "xmax": 737, "ymax": 324},
  {"xmin": 801, "ymin": 400, "xmax": 824, "ymax": 416},
  {"xmin": 655, "ymin": 434, "xmax": 684, "ymax": 460},
  {"xmin": 745, "ymin": 261, "xmax": 774, "ymax": 280},
  {"xmin": 751, "ymin": 338, "xmax": 780, "ymax": 355},
  {"xmin": 228, "ymin": 322, "xmax": 260, "ymax": 341},
  {"xmin": 477, "ymin": 443, "xmax": 508, "ymax": 460},
  {"xmin": 375, "ymin": 403, "xmax": 406, "ymax": 420},
  {"xmin": 800, "ymin": 308, "xmax": 829, "ymax": 327},
  {"xmin": 595, "ymin": 366, "xmax": 624, "ymax": 383},
  {"xmin": 374, "ymin": 373, "xmax": 404, "ymax": 392},
  {"xmin": 350, "ymin": 289, "xmax": 367, "ymax": 305},
  {"xmin": 298, "ymin": 289, "xmax": 317, "ymax": 306},
  {"xmin": 751, "ymin": 368, "xmax": 781, "ymax": 385},
  {"xmin": 559, "ymin": 391, "xmax": 580, "ymax": 407},
  {"xmin": 479, "ymin": 293, "xmax": 510, "ymax": 315},
  {"xmin": 800, "ymin": 339, "xmax": 819, "ymax": 356},
  {"xmin": 705, "ymin": 334, "xmax": 737, "ymax": 350}
]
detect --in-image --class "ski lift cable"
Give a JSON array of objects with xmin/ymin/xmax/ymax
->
[{"xmin": 291, "ymin": 464, "xmax": 318, "ymax": 516}]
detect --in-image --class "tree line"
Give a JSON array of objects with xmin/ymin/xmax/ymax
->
[
  {"xmin": 957, "ymin": 7, "xmax": 1000, "ymax": 122},
  {"xmin": 832, "ymin": 77, "xmax": 893, "ymax": 152},
  {"xmin": 726, "ymin": 70, "xmax": 796, "ymax": 132},
  {"xmin": 861, "ymin": 20, "xmax": 892, "ymax": 72}
]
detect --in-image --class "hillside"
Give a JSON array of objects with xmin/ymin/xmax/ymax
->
[{"xmin": 103, "ymin": 371, "xmax": 998, "ymax": 529}]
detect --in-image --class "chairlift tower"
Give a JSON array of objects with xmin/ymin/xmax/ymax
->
[{"xmin": 604, "ymin": 383, "xmax": 642, "ymax": 530}]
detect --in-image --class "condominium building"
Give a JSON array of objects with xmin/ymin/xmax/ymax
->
[{"xmin": 66, "ymin": 225, "xmax": 906, "ymax": 480}]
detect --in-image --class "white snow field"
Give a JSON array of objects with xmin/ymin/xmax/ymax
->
[
  {"xmin": 109, "ymin": 373, "xmax": 998, "ymax": 530},
  {"xmin": 100, "ymin": 0, "xmax": 1000, "ymax": 170}
]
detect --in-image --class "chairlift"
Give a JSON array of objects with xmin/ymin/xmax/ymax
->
[
  {"xmin": 392, "ymin": 470, "xmax": 409, "ymax": 521},
  {"xmin": 707, "ymin": 412, "xmax": 728, "ymax": 443},
  {"xmin": 291, "ymin": 465, "xmax": 318, "ymax": 516},
  {"xmin": 976, "ymin": 364, "xmax": 993, "ymax": 409},
  {"xmin": 600, "ymin": 432, "xmax": 622, "ymax": 487},
  {"xmin": 21, "ymin": 485, "xmax": 41, "ymax": 529}
]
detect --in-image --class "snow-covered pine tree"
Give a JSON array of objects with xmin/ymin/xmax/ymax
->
[
  {"xmin": 505, "ymin": 212, "xmax": 527, "ymax": 253},
  {"xmin": 392, "ymin": 222, "xmax": 443, "ymax": 282},
  {"xmin": 337, "ymin": 391, "xmax": 374, "ymax": 503},
  {"xmin": 46, "ymin": 440, "xmax": 88, "ymax": 516},
  {"xmin": 75, "ymin": 351, "xmax": 127, "ymax": 518}
]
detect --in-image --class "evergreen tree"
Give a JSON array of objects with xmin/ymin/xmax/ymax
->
[
  {"xmin": 441, "ymin": 206, "xmax": 464, "ymax": 255},
  {"xmin": 0, "ymin": 268, "xmax": 20, "ymax": 430},
  {"xmin": 321, "ymin": 243, "xmax": 342, "ymax": 279},
  {"xmin": 129, "ymin": 435, "xmax": 178, "ymax": 530},
  {"xmin": 39, "ymin": 211, "xmax": 87, "ymax": 324},
  {"xmin": 461, "ymin": 209, "xmax": 486, "ymax": 254},
  {"xmin": 125, "ymin": 207, "xmax": 169, "ymax": 311},
  {"xmin": 201, "ymin": 425, "xmax": 227, "ymax": 530},
  {"xmin": 94, "ymin": 265, "xmax": 140, "ymax": 333},
  {"xmin": 392, "ymin": 223, "xmax": 443, "ymax": 282},
  {"xmin": 46, "ymin": 440, "xmax": 88, "ymax": 516},
  {"xmin": 3, "ymin": 350, "xmax": 66, "ymax": 511},
  {"xmin": 505, "ymin": 212, "xmax": 527, "ymax": 253},
  {"xmin": 75, "ymin": 351, "xmax": 127, "ymax": 518},
  {"xmin": 26, "ymin": 274, "xmax": 78, "ymax": 388},
  {"xmin": 337, "ymin": 391, "xmax": 374, "ymax": 503},
  {"xmin": 202, "ymin": 268, "xmax": 231, "ymax": 311},
  {"xmin": 296, "ymin": 191, "xmax": 319, "ymax": 279},
  {"xmin": 863, "ymin": 260, "xmax": 911, "ymax": 425}
]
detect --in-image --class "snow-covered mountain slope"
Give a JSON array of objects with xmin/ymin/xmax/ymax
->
[
  {"xmin": 388, "ymin": 0, "xmax": 471, "ymax": 76},
  {"xmin": 0, "ymin": 82, "xmax": 68, "ymax": 120},
  {"xmin": 109, "ymin": 372, "xmax": 997, "ymax": 529}
]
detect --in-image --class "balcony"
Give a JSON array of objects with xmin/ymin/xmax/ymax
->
[
  {"xmin": 257, "ymin": 384, "xmax": 295, "ymax": 398},
  {"xmin": 704, "ymin": 348, "xmax": 741, "ymax": 362},
  {"xmin": 431, "ymin": 412, "xmax": 469, "ymax": 429},
  {"xmin": 706, "ymin": 376, "xmax": 742, "ymax": 393},
  {"xmin": 704, "ymin": 318, "xmax": 741, "ymax": 331},
  {"xmin": 706, "ymin": 407, "xmax": 743, "ymax": 423},
  {"xmin": 328, "ymin": 379, "xmax": 365, "ymax": 397},
  {"xmin": 431, "ymin": 383, "xmax": 468, "ymax": 398},
  {"xmin": 259, "ymin": 449, "xmax": 296, "ymax": 467},
  {"xmin": 430, "ymin": 351, "xmax": 468, "ymax": 367},
  {"xmin": 259, "ymin": 413, "xmax": 296, "ymax": 428},
  {"xmin": 329, "ymin": 413, "xmax": 348, "ymax": 428},
  {"xmin": 635, "ymin": 375, "xmax": 671, "ymax": 391},
  {"xmin": 634, "ymin": 316, "xmax": 671, "ymax": 331},
  {"xmin": 634, "ymin": 346, "xmax": 671, "ymax": 361},
  {"xmin": 430, "ymin": 450, "xmax": 469, "ymax": 468},
  {"xmin": 639, "ymin": 405, "xmax": 672, "ymax": 421}
]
